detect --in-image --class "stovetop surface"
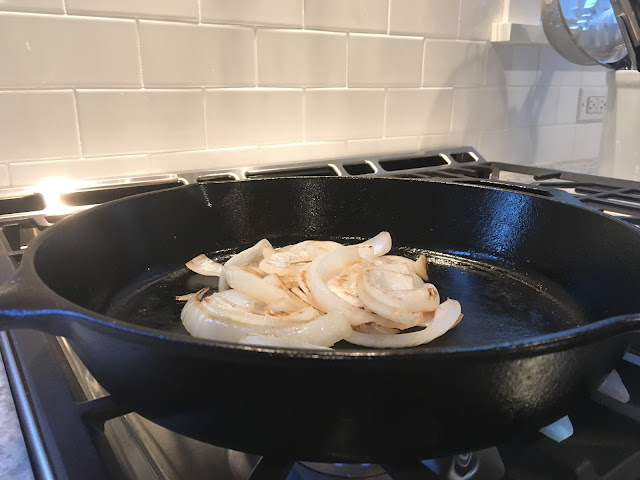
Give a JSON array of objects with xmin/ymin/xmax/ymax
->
[{"xmin": 1, "ymin": 148, "xmax": 639, "ymax": 480}]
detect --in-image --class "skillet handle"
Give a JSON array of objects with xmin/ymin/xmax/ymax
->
[{"xmin": 0, "ymin": 270, "xmax": 72, "ymax": 335}]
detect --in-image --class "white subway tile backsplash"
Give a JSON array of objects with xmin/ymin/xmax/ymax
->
[
  {"xmin": 389, "ymin": 0, "xmax": 459, "ymax": 37},
  {"xmin": 423, "ymin": 40, "xmax": 485, "ymax": 87},
  {"xmin": 505, "ymin": 0, "xmax": 542, "ymax": 25},
  {"xmin": 76, "ymin": 90, "xmax": 205, "ymax": 156},
  {"xmin": 485, "ymin": 44, "xmax": 541, "ymax": 86},
  {"xmin": 533, "ymin": 125, "xmax": 575, "ymax": 164},
  {"xmin": 346, "ymin": 136, "xmax": 417, "ymax": 156},
  {"xmin": 537, "ymin": 47, "xmax": 582, "ymax": 86},
  {"xmin": 0, "ymin": 0, "xmax": 606, "ymax": 183},
  {"xmin": 205, "ymin": 89, "xmax": 303, "ymax": 147},
  {"xmin": 151, "ymin": 147, "xmax": 260, "ymax": 173},
  {"xmin": 306, "ymin": 89, "xmax": 385, "ymax": 141},
  {"xmin": 9, "ymin": 155, "xmax": 150, "ymax": 186},
  {"xmin": 0, "ymin": 0, "xmax": 63, "ymax": 14},
  {"xmin": 418, "ymin": 132, "xmax": 481, "ymax": 152},
  {"xmin": 348, "ymin": 34, "xmax": 422, "ymax": 87},
  {"xmin": 140, "ymin": 22, "xmax": 254, "ymax": 87},
  {"xmin": 65, "ymin": 0, "xmax": 198, "ymax": 21},
  {"xmin": 304, "ymin": 0, "xmax": 387, "ymax": 33},
  {"xmin": 0, "ymin": 91, "xmax": 80, "ymax": 161},
  {"xmin": 258, "ymin": 30, "xmax": 346, "ymax": 87},
  {"xmin": 385, "ymin": 88, "xmax": 452, "ymax": 136},
  {"xmin": 201, "ymin": 0, "xmax": 302, "ymax": 27},
  {"xmin": 581, "ymin": 66, "xmax": 608, "ymax": 87},
  {"xmin": 0, "ymin": 13, "xmax": 140, "ymax": 88},
  {"xmin": 458, "ymin": 0, "xmax": 504, "ymax": 41},
  {"xmin": 556, "ymin": 87, "xmax": 580, "ymax": 124},
  {"xmin": 507, "ymin": 86, "xmax": 558, "ymax": 127},
  {"xmin": 0, "ymin": 165, "xmax": 9, "ymax": 187},
  {"xmin": 451, "ymin": 87, "xmax": 508, "ymax": 132},
  {"xmin": 258, "ymin": 142, "xmax": 346, "ymax": 164},
  {"xmin": 573, "ymin": 123, "xmax": 603, "ymax": 160},
  {"xmin": 479, "ymin": 128, "xmax": 534, "ymax": 164}
]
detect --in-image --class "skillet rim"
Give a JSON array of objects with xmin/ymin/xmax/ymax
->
[{"xmin": 17, "ymin": 176, "xmax": 640, "ymax": 360}]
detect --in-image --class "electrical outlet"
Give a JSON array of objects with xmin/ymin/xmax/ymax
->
[
  {"xmin": 586, "ymin": 95, "xmax": 606, "ymax": 114},
  {"xmin": 577, "ymin": 88, "xmax": 607, "ymax": 122}
]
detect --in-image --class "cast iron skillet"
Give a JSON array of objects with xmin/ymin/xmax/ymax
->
[{"xmin": 0, "ymin": 177, "xmax": 639, "ymax": 463}]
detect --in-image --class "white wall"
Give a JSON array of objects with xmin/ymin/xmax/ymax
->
[{"xmin": 0, "ymin": 0, "xmax": 607, "ymax": 186}]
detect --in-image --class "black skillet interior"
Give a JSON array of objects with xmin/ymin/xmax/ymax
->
[{"xmin": 31, "ymin": 176, "xmax": 640, "ymax": 351}]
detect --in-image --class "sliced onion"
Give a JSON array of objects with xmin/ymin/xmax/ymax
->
[
  {"xmin": 186, "ymin": 254, "xmax": 223, "ymax": 276},
  {"xmin": 182, "ymin": 297, "xmax": 351, "ymax": 347},
  {"xmin": 259, "ymin": 250, "xmax": 309, "ymax": 275},
  {"xmin": 263, "ymin": 274, "xmax": 287, "ymax": 288},
  {"xmin": 356, "ymin": 269, "xmax": 419, "ymax": 326},
  {"xmin": 201, "ymin": 292, "xmax": 292, "ymax": 327},
  {"xmin": 238, "ymin": 335, "xmax": 331, "ymax": 350},
  {"xmin": 326, "ymin": 262, "xmax": 367, "ymax": 308},
  {"xmin": 367, "ymin": 268, "xmax": 414, "ymax": 291},
  {"xmin": 344, "ymin": 299, "xmax": 461, "ymax": 348},
  {"xmin": 373, "ymin": 256, "xmax": 425, "ymax": 287},
  {"xmin": 305, "ymin": 241, "xmax": 342, "ymax": 260},
  {"xmin": 413, "ymin": 254, "xmax": 429, "ymax": 281},
  {"xmin": 175, "ymin": 293, "xmax": 196, "ymax": 301},
  {"xmin": 390, "ymin": 284, "xmax": 440, "ymax": 312},
  {"xmin": 263, "ymin": 297, "xmax": 320, "ymax": 323},
  {"xmin": 357, "ymin": 231, "xmax": 392, "ymax": 257},
  {"xmin": 262, "ymin": 245, "xmax": 277, "ymax": 259},
  {"xmin": 225, "ymin": 265, "xmax": 289, "ymax": 304},
  {"xmin": 374, "ymin": 255, "xmax": 414, "ymax": 270},
  {"xmin": 219, "ymin": 239, "xmax": 272, "ymax": 291},
  {"xmin": 354, "ymin": 323, "xmax": 400, "ymax": 335},
  {"xmin": 307, "ymin": 245, "xmax": 382, "ymax": 326},
  {"xmin": 182, "ymin": 232, "xmax": 462, "ymax": 350}
]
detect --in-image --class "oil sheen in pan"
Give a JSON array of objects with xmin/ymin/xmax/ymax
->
[{"xmin": 105, "ymin": 238, "xmax": 591, "ymax": 350}]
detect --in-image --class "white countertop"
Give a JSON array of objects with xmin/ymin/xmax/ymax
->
[{"xmin": 0, "ymin": 156, "xmax": 611, "ymax": 480}]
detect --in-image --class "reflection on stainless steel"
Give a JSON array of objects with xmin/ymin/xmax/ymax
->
[
  {"xmin": 449, "ymin": 453, "xmax": 479, "ymax": 480},
  {"xmin": 446, "ymin": 449, "xmax": 505, "ymax": 480}
]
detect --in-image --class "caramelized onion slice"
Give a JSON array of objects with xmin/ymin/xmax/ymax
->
[
  {"xmin": 413, "ymin": 254, "xmax": 429, "ymax": 281},
  {"xmin": 307, "ymin": 245, "xmax": 381, "ymax": 326},
  {"xmin": 344, "ymin": 299, "xmax": 462, "ymax": 349}
]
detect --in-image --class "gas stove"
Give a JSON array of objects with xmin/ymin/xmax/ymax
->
[{"xmin": 1, "ymin": 148, "xmax": 639, "ymax": 480}]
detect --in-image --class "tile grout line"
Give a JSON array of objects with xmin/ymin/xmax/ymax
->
[
  {"xmin": 345, "ymin": 33, "xmax": 350, "ymax": 88},
  {"xmin": 386, "ymin": 0, "xmax": 391, "ymax": 35},
  {"xmin": 302, "ymin": 88, "xmax": 307, "ymax": 142},
  {"xmin": 382, "ymin": 87, "xmax": 388, "ymax": 139},
  {"xmin": 420, "ymin": 37, "xmax": 426, "ymax": 87},
  {"xmin": 71, "ymin": 89, "xmax": 84, "ymax": 158},
  {"xmin": 202, "ymin": 87, "xmax": 209, "ymax": 150},
  {"xmin": 134, "ymin": 19, "xmax": 145, "ymax": 88},
  {"xmin": 253, "ymin": 27, "xmax": 259, "ymax": 87},
  {"xmin": 456, "ymin": 0, "xmax": 462, "ymax": 39}
]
